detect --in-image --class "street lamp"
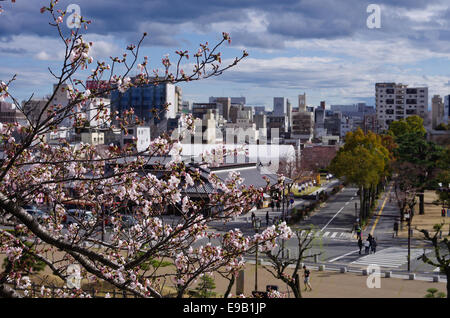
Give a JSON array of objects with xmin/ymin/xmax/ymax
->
[{"xmin": 253, "ymin": 218, "xmax": 261, "ymax": 292}]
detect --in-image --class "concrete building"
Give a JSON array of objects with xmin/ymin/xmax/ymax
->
[
  {"xmin": 286, "ymin": 98, "xmax": 292, "ymax": 131},
  {"xmin": 120, "ymin": 126, "xmax": 151, "ymax": 152},
  {"xmin": 192, "ymin": 110, "xmax": 217, "ymax": 144},
  {"xmin": 21, "ymin": 99, "xmax": 49, "ymax": 126},
  {"xmin": 291, "ymin": 108, "xmax": 314, "ymax": 141},
  {"xmin": 86, "ymin": 98, "xmax": 111, "ymax": 128},
  {"xmin": 81, "ymin": 131, "xmax": 105, "ymax": 146},
  {"xmin": 431, "ymin": 95, "xmax": 444, "ymax": 129},
  {"xmin": 324, "ymin": 111, "xmax": 342, "ymax": 136},
  {"xmin": 209, "ymin": 97, "xmax": 230, "ymax": 121},
  {"xmin": 192, "ymin": 103, "xmax": 220, "ymax": 120},
  {"xmin": 0, "ymin": 101, "xmax": 26, "ymax": 125},
  {"xmin": 340, "ymin": 116, "xmax": 353, "ymax": 138},
  {"xmin": 364, "ymin": 113, "xmax": 378, "ymax": 133},
  {"xmin": 298, "ymin": 93, "xmax": 306, "ymax": 112},
  {"xmin": 375, "ymin": 83, "xmax": 428, "ymax": 131},
  {"xmin": 267, "ymin": 114, "xmax": 288, "ymax": 137}
]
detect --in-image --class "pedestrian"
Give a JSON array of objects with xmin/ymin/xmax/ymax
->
[
  {"xmin": 356, "ymin": 226, "xmax": 362, "ymax": 240},
  {"xmin": 364, "ymin": 239, "xmax": 370, "ymax": 254},
  {"xmin": 251, "ymin": 211, "xmax": 255, "ymax": 223},
  {"xmin": 371, "ymin": 238, "xmax": 377, "ymax": 254},
  {"xmin": 266, "ymin": 211, "xmax": 270, "ymax": 226},
  {"xmin": 367, "ymin": 234, "xmax": 373, "ymax": 253},
  {"xmin": 276, "ymin": 201, "xmax": 280, "ymax": 211},
  {"xmin": 270, "ymin": 201, "xmax": 274, "ymax": 212},
  {"xmin": 273, "ymin": 216, "xmax": 278, "ymax": 225},
  {"xmin": 302, "ymin": 265, "xmax": 312, "ymax": 292},
  {"xmin": 358, "ymin": 237, "xmax": 363, "ymax": 254},
  {"xmin": 393, "ymin": 221, "xmax": 399, "ymax": 237}
]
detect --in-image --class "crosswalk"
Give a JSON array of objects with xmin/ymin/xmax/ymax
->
[
  {"xmin": 351, "ymin": 247, "xmax": 425, "ymax": 268},
  {"xmin": 298, "ymin": 230, "xmax": 353, "ymax": 241}
]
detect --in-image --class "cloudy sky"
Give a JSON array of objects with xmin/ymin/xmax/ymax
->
[{"xmin": 1, "ymin": 0, "xmax": 450, "ymax": 109}]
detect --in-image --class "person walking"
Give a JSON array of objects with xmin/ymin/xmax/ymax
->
[
  {"xmin": 356, "ymin": 226, "xmax": 362, "ymax": 240},
  {"xmin": 302, "ymin": 265, "xmax": 312, "ymax": 292},
  {"xmin": 270, "ymin": 201, "xmax": 274, "ymax": 212},
  {"xmin": 276, "ymin": 201, "xmax": 280, "ymax": 212},
  {"xmin": 358, "ymin": 237, "xmax": 363, "ymax": 255},
  {"xmin": 266, "ymin": 211, "xmax": 270, "ymax": 226},
  {"xmin": 364, "ymin": 239, "xmax": 370, "ymax": 254},
  {"xmin": 371, "ymin": 238, "xmax": 377, "ymax": 254},
  {"xmin": 367, "ymin": 234, "xmax": 373, "ymax": 254},
  {"xmin": 393, "ymin": 220, "xmax": 399, "ymax": 237}
]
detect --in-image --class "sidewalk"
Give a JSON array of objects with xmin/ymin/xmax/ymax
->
[{"xmin": 208, "ymin": 262, "xmax": 447, "ymax": 298}]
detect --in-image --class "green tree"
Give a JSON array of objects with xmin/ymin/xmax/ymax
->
[
  {"xmin": 330, "ymin": 129, "xmax": 389, "ymax": 224},
  {"xmin": 194, "ymin": 275, "xmax": 216, "ymax": 298},
  {"xmin": 393, "ymin": 131, "xmax": 444, "ymax": 215},
  {"xmin": 388, "ymin": 115, "xmax": 426, "ymax": 137}
]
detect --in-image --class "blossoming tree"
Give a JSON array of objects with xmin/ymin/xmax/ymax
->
[{"xmin": 0, "ymin": 0, "xmax": 293, "ymax": 298}]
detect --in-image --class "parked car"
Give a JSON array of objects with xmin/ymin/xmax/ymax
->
[
  {"xmin": 119, "ymin": 214, "xmax": 137, "ymax": 228},
  {"xmin": 63, "ymin": 209, "xmax": 94, "ymax": 226},
  {"xmin": 23, "ymin": 205, "xmax": 49, "ymax": 223}
]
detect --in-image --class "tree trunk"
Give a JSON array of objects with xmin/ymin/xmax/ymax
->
[
  {"xmin": 419, "ymin": 192, "xmax": 425, "ymax": 215},
  {"xmin": 223, "ymin": 276, "xmax": 235, "ymax": 298},
  {"xmin": 446, "ymin": 269, "xmax": 450, "ymax": 299},
  {"xmin": 359, "ymin": 186, "xmax": 363, "ymax": 222}
]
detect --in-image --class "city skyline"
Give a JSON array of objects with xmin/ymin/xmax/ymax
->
[{"xmin": 2, "ymin": 1, "xmax": 450, "ymax": 108}]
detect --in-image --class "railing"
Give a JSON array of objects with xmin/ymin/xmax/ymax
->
[{"xmin": 4, "ymin": 282, "xmax": 138, "ymax": 298}]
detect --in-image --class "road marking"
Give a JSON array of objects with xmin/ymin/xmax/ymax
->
[
  {"xmin": 351, "ymin": 247, "xmax": 424, "ymax": 268},
  {"xmin": 433, "ymin": 267, "xmax": 441, "ymax": 272},
  {"xmin": 323, "ymin": 231, "xmax": 330, "ymax": 238},
  {"xmin": 328, "ymin": 249, "xmax": 360, "ymax": 263},
  {"xmin": 330, "ymin": 232, "xmax": 337, "ymax": 238},
  {"xmin": 369, "ymin": 186, "xmax": 391, "ymax": 236},
  {"xmin": 320, "ymin": 206, "xmax": 345, "ymax": 232}
]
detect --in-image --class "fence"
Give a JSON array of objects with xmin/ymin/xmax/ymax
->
[{"xmin": 5, "ymin": 282, "xmax": 139, "ymax": 298}]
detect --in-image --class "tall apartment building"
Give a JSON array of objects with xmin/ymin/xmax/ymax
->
[
  {"xmin": 432, "ymin": 95, "xmax": 444, "ymax": 129},
  {"xmin": 375, "ymin": 83, "xmax": 428, "ymax": 131}
]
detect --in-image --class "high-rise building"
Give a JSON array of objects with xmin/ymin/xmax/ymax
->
[
  {"xmin": 273, "ymin": 97, "xmax": 285, "ymax": 116},
  {"xmin": 209, "ymin": 97, "xmax": 231, "ymax": 121},
  {"xmin": 298, "ymin": 93, "xmax": 306, "ymax": 112},
  {"xmin": 444, "ymin": 95, "xmax": 450, "ymax": 125},
  {"xmin": 110, "ymin": 77, "xmax": 177, "ymax": 126},
  {"xmin": 375, "ymin": 83, "xmax": 428, "ymax": 131},
  {"xmin": 432, "ymin": 95, "xmax": 444, "ymax": 129},
  {"xmin": 286, "ymin": 98, "xmax": 292, "ymax": 131}
]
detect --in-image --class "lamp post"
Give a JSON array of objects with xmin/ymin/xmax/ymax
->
[{"xmin": 253, "ymin": 218, "xmax": 261, "ymax": 292}]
